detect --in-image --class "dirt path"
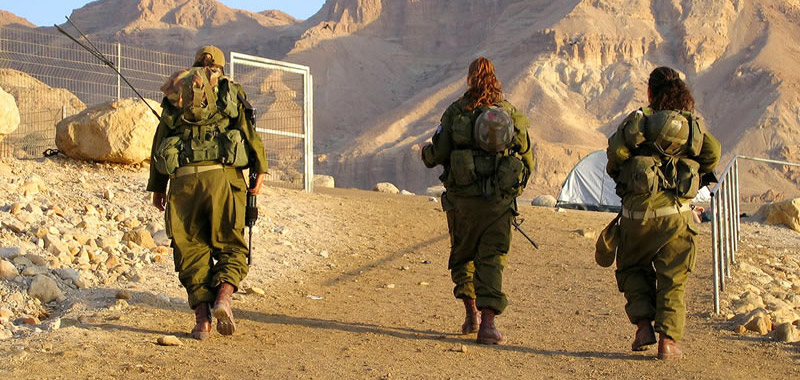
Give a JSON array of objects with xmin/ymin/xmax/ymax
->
[{"xmin": 1, "ymin": 188, "xmax": 798, "ymax": 379}]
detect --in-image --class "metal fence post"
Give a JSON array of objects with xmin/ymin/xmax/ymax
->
[{"xmin": 116, "ymin": 43, "xmax": 121, "ymax": 100}]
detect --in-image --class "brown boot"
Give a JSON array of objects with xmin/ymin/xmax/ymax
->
[
  {"xmin": 631, "ymin": 320, "xmax": 657, "ymax": 351},
  {"xmin": 657, "ymin": 334, "xmax": 682, "ymax": 360},
  {"xmin": 191, "ymin": 303, "xmax": 212, "ymax": 340},
  {"xmin": 212, "ymin": 282, "xmax": 237, "ymax": 336},
  {"xmin": 461, "ymin": 298, "xmax": 480, "ymax": 334},
  {"xmin": 476, "ymin": 309, "xmax": 504, "ymax": 345}
]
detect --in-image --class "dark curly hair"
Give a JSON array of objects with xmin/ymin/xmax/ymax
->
[
  {"xmin": 464, "ymin": 57, "xmax": 503, "ymax": 111},
  {"xmin": 648, "ymin": 67, "xmax": 694, "ymax": 112}
]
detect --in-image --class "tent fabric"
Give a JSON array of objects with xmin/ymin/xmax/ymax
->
[
  {"xmin": 557, "ymin": 150, "xmax": 621, "ymax": 212},
  {"xmin": 556, "ymin": 150, "xmax": 712, "ymax": 211}
]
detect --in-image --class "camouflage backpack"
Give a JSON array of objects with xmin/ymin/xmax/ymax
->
[{"xmin": 617, "ymin": 107, "xmax": 705, "ymax": 199}]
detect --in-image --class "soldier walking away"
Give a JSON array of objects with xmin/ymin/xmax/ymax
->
[
  {"xmin": 147, "ymin": 46, "xmax": 268, "ymax": 340},
  {"xmin": 420, "ymin": 57, "xmax": 535, "ymax": 345},
  {"xmin": 606, "ymin": 67, "xmax": 721, "ymax": 359}
]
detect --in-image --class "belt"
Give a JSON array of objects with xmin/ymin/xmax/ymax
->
[
  {"xmin": 621, "ymin": 203, "xmax": 692, "ymax": 220},
  {"xmin": 171, "ymin": 164, "xmax": 224, "ymax": 178}
]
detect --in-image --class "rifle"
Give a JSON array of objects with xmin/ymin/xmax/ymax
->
[
  {"xmin": 54, "ymin": 17, "xmax": 161, "ymax": 119},
  {"xmin": 512, "ymin": 199, "xmax": 539, "ymax": 249},
  {"xmin": 241, "ymin": 93, "xmax": 259, "ymax": 265}
]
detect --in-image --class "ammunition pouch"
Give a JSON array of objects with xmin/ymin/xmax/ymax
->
[
  {"xmin": 495, "ymin": 155, "xmax": 527, "ymax": 198},
  {"xmin": 451, "ymin": 113, "xmax": 474, "ymax": 148},
  {"xmin": 675, "ymin": 157, "xmax": 700, "ymax": 198},
  {"xmin": 153, "ymin": 135, "xmax": 183, "ymax": 175},
  {"xmin": 449, "ymin": 149, "xmax": 477, "ymax": 186},
  {"xmin": 620, "ymin": 155, "xmax": 660, "ymax": 195},
  {"xmin": 219, "ymin": 128, "xmax": 249, "ymax": 168}
]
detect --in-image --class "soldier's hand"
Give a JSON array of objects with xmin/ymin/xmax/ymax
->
[
  {"xmin": 248, "ymin": 173, "xmax": 266, "ymax": 195},
  {"xmin": 152, "ymin": 192, "xmax": 167, "ymax": 211},
  {"xmin": 418, "ymin": 142, "xmax": 430, "ymax": 159}
]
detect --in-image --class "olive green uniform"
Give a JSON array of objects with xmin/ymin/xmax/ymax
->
[
  {"xmin": 147, "ymin": 81, "xmax": 268, "ymax": 309},
  {"xmin": 422, "ymin": 98, "xmax": 534, "ymax": 314},
  {"xmin": 606, "ymin": 110, "xmax": 720, "ymax": 341}
]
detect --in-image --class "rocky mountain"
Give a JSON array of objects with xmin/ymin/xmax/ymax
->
[
  {"xmin": 0, "ymin": 10, "xmax": 34, "ymax": 28},
  {"xmin": 3, "ymin": 0, "xmax": 799, "ymax": 197}
]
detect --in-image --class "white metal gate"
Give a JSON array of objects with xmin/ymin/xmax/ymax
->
[{"xmin": 229, "ymin": 52, "xmax": 314, "ymax": 192}]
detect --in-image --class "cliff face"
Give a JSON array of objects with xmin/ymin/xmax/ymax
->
[{"xmin": 3, "ymin": 0, "xmax": 798, "ymax": 196}]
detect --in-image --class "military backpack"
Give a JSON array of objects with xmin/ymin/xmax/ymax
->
[
  {"xmin": 152, "ymin": 67, "xmax": 249, "ymax": 176},
  {"xmin": 446, "ymin": 103, "xmax": 530, "ymax": 199},
  {"xmin": 617, "ymin": 107, "xmax": 705, "ymax": 199}
]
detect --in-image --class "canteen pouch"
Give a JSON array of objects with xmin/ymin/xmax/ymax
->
[
  {"xmin": 220, "ymin": 128, "xmax": 249, "ymax": 168},
  {"xmin": 451, "ymin": 113, "xmax": 473, "ymax": 148},
  {"xmin": 449, "ymin": 149, "xmax": 477, "ymax": 186},
  {"xmin": 620, "ymin": 155, "xmax": 660, "ymax": 195},
  {"xmin": 495, "ymin": 155, "xmax": 526, "ymax": 197},
  {"xmin": 153, "ymin": 135, "xmax": 183, "ymax": 175},
  {"xmin": 675, "ymin": 157, "xmax": 700, "ymax": 198}
]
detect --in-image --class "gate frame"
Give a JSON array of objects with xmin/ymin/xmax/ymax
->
[{"xmin": 228, "ymin": 52, "xmax": 314, "ymax": 192}]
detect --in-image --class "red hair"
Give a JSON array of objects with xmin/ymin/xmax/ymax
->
[{"xmin": 464, "ymin": 57, "xmax": 503, "ymax": 111}]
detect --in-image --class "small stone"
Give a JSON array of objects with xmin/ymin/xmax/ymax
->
[
  {"xmin": 418, "ymin": 282, "xmax": 429, "ymax": 286},
  {"xmin": 745, "ymin": 314, "xmax": 772, "ymax": 335},
  {"xmin": 109, "ymin": 299, "xmax": 128, "ymax": 311},
  {"xmin": 428, "ymin": 197, "xmax": 438, "ymax": 203},
  {"xmin": 458, "ymin": 344, "xmax": 468, "ymax": 353},
  {"xmin": 0, "ymin": 328, "xmax": 12, "ymax": 340},
  {"xmin": 28, "ymin": 274, "xmax": 63, "ymax": 303},
  {"xmin": 0, "ymin": 259, "xmax": 19, "ymax": 280},
  {"xmin": 384, "ymin": 284, "xmax": 395, "ymax": 289},
  {"xmin": 575, "ymin": 229, "xmax": 597, "ymax": 239},
  {"xmin": 773, "ymin": 322, "xmax": 799, "ymax": 343},
  {"xmin": 0, "ymin": 247, "xmax": 21, "ymax": 260},
  {"xmin": 22, "ymin": 317, "xmax": 40, "ymax": 325},
  {"xmin": 156, "ymin": 293, "xmax": 171, "ymax": 304},
  {"xmin": 247, "ymin": 287, "xmax": 265, "ymax": 296},
  {"xmin": 103, "ymin": 189, "xmax": 114, "ymax": 201},
  {"xmin": 157, "ymin": 335, "xmax": 182, "ymax": 346},
  {"xmin": 734, "ymin": 325, "xmax": 747, "ymax": 334},
  {"xmin": 0, "ymin": 307, "xmax": 12, "ymax": 323},
  {"xmin": 319, "ymin": 250, "xmax": 330, "ymax": 258}
]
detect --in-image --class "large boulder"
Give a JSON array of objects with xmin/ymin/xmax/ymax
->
[
  {"xmin": 0, "ymin": 86, "xmax": 20, "ymax": 142},
  {"xmin": 754, "ymin": 198, "xmax": 800, "ymax": 233},
  {"xmin": 56, "ymin": 98, "xmax": 162, "ymax": 164},
  {"xmin": 532, "ymin": 195, "xmax": 558, "ymax": 208},
  {"xmin": 374, "ymin": 182, "xmax": 400, "ymax": 194}
]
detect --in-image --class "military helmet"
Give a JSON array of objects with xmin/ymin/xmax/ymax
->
[
  {"xmin": 195, "ymin": 45, "xmax": 225, "ymax": 68},
  {"xmin": 645, "ymin": 110, "xmax": 690, "ymax": 156},
  {"xmin": 474, "ymin": 106, "xmax": 514, "ymax": 152}
]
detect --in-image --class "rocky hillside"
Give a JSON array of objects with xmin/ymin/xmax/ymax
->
[
  {"xmin": 3, "ymin": 0, "xmax": 799, "ymax": 197},
  {"xmin": 0, "ymin": 10, "xmax": 35, "ymax": 28}
]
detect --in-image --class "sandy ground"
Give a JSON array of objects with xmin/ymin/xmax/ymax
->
[{"xmin": 1, "ymin": 174, "xmax": 799, "ymax": 379}]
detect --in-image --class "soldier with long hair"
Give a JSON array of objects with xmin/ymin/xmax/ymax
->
[
  {"xmin": 421, "ymin": 57, "xmax": 535, "ymax": 344},
  {"xmin": 606, "ymin": 67, "xmax": 721, "ymax": 359}
]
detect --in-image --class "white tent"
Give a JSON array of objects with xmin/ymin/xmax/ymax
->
[{"xmin": 556, "ymin": 150, "xmax": 712, "ymax": 211}]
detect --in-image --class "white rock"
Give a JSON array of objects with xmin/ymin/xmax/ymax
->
[
  {"xmin": 532, "ymin": 195, "xmax": 558, "ymax": 208},
  {"xmin": 400, "ymin": 190, "xmax": 415, "ymax": 196},
  {"xmin": 374, "ymin": 182, "xmax": 400, "ymax": 194},
  {"xmin": 425, "ymin": 185, "xmax": 445, "ymax": 197}
]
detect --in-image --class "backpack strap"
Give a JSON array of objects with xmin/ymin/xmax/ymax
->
[{"xmin": 195, "ymin": 68, "xmax": 218, "ymax": 116}]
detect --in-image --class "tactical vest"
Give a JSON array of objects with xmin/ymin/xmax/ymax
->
[
  {"xmin": 618, "ymin": 107, "xmax": 705, "ymax": 199},
  {"xmin": 153, "ymin": 68, "xmax": 249, "ymax": 176},
  {"xmin": 446, "ymin": 102, "xmax": 530, "ymax": 199}
]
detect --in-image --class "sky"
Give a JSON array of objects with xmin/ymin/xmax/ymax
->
[{"xmin": 1, "ymin": 0, "xmax": 326, "ymax": 26}]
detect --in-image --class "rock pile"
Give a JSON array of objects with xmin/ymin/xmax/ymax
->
[
  {"xmin": 0, "ymin": 156, "xmax": 169, "ymax": 340},
  {"xmin": 720, "ymin": 221, "xmax": 800, "ymax": 343}
]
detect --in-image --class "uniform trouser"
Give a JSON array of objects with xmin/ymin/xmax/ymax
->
[
  {"xmin": 166, "ymin": 166, "xmax": 250, "ymax": 309},
  {"xmin": 444, "ymin": 193, "xmax": 514, "ymax": 315},
  {"xmin": 615, "ymin": 211, "xmax": 697, "ymax": 341}
]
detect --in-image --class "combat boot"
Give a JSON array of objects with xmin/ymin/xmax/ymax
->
[
  {"xmin": 461, "ymin": 298, "xmax": 480, "ymax": 334},
  {"xmin": 657, "ymin": 334, "xmax": 682, "ymax": 360},
  {"xmin": 212, "ymin": 282, "xmax": 237, "ymax": 336},
  {"xmin": 191, "ymin": 303, "xmax": 212, "ymax": 340},
  {"xmin": 476, "ymin": 309, "xmax": 504, "ymax": 345},
  {"xmin": 631, "ymin": 320, "xmax": 657, "ymax": 351}
]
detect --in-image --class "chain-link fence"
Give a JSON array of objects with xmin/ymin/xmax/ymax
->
[{"xmin": 0, "ymin": 26, "xmax": 313, "ymax": 191}]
